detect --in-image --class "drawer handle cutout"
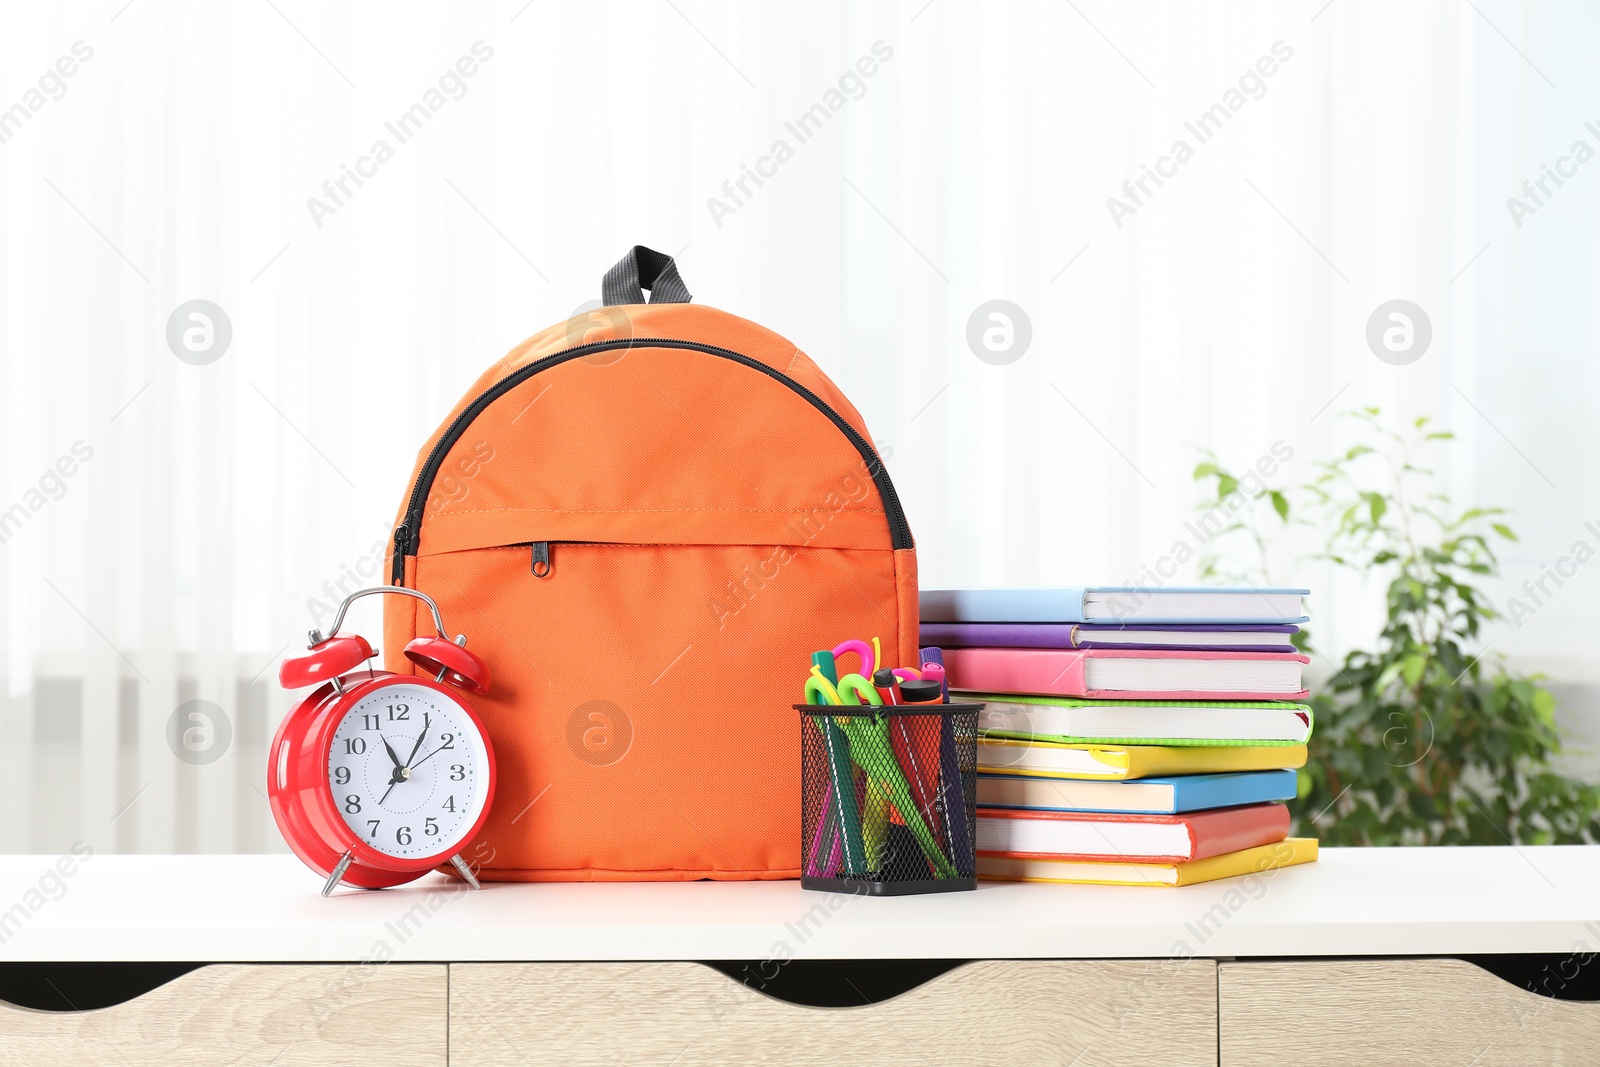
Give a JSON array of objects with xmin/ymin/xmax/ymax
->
[
  {"xmin": 1460, "ymin": 954, "xmax": 1600, "ymax": 1002},
  {"xmin": 699, "ymin": 959, "xmax": 969, "ymax": 1007},
  {"xmin": 0, "ymin": 963, "xmax": 204, "ymax": 1011}
]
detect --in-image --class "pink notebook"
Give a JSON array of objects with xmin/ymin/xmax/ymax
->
[{"xmin": 944, "ymin": 647, "xmax": 1309, "ymax": 700}]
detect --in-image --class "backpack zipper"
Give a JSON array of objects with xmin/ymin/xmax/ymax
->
[
  {"xmin": 392, "ymin": 338, "xmax": 912, "ymax": 585},
  {"xmin": 527, "ymin": 538, "xmax": 816, "ymax": 580},
  {"xmin": 527, "ymin": 540, "xmax": 649, "ymax": 578}
]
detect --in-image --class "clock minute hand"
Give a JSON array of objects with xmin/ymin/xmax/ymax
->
[{"xmin": 403, "ymin": 713, "xmax": 430, "ymax": 768}]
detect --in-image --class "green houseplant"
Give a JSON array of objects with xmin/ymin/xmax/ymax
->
[{"xmin": 1193, "ymin": 409, "xmax": 1600, "ymax": 845}]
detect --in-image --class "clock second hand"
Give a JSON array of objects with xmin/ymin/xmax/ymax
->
[
  {"xmin": 408, "ymin": 739, "xmax": 454, "ymax": 773},
  {"xmin": 378, "ymin": 771, "xmax": 403, "ymax": 807}
]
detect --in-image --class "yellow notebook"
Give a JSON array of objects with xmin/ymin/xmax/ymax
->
[
  {"xmin": 977, "ymin": 837, "xmax": 1318, "ymax": 886},
  {"xmin": 978, "ymin": 738, "xmax": 1307, "ymax": 780}
]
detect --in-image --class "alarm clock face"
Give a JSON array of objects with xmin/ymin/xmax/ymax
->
[{"xmin": 325, "ymin": 681, "xmax": 489, "ymax": 859}]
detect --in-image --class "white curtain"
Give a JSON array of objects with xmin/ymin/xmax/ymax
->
[{"xmin": 2, "ymin": 0, "xmax": 1595, "ymax": 854}]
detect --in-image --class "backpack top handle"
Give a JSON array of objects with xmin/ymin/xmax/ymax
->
[{"xmin": 601, "ymin": 245, "xmax": 693, "ymax": 307}]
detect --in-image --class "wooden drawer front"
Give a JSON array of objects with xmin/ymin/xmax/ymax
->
[
  {"xmin": 1220, "ymin": 959, "xmax": 1600, "ymax": 1067},
  {"xmin": 0, "ymin": 963, "xmax": 447, "ymax": 1066},
  {"xmin": 450, "ymin": 959, "xmax": 1217, "ymax": 1066}
]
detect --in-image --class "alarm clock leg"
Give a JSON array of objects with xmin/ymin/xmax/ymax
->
[
  {"xmin": 449, "ymin": 853, "xmax": 482, "ymax": 889},
  {"xmin": 321, "ymin": 850, "xmax": 354, "ymax": 897}
]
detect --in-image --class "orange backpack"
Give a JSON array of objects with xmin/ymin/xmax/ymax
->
[{"xmin": 383, "ymin": 247, "xmax": 918, "ymax": 881}]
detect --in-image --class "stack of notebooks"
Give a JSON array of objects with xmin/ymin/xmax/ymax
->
[{"xmin": 923, "ymin": 585, "xmax": 1319, "ymax": 887}]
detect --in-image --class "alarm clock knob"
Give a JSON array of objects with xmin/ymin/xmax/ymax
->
[
  {"xmin": 279, "ymin": 634, "xmax": 375, "ymax": 690},
  {"xmin": 404, "ymin": 635, "xmax": 491, "ymax": 695}
]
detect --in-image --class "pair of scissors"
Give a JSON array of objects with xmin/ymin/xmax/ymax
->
[
  {"xmin": 808, "ymin": 667, "xmax": 892, "ymax": 868},
  {"xmin": 805, "ymin": 653, "xmax": 865, "ymax": 876}
]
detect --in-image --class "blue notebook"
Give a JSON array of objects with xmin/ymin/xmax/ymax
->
[
  {"xmin": 973, "ymin": 769, "xmax": 1299, "ymax": 814},
  {"xmin": 921, "ymin": 586, "xmax": 1310, "ymax": 625}
]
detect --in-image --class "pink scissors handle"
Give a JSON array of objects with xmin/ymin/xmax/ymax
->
[{"xmin": 832, "ymin": 639, "xmax": 875, "ymax": 678}]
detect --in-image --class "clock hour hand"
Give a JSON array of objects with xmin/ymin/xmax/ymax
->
[{"xmin": 377, "ymin": 731, "xmax": 416, "ymax": 807}]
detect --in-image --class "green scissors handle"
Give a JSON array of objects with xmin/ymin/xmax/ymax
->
[{"xmin": 834, "ymin": 673, "xmax": 881, "ymax": 706}]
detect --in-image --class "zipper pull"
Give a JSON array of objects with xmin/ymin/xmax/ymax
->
[
  {"xmin": 530, "ymin": 541, "xmax": 551, "ymax": 578},
  {"xmin": 391, "ymin": 525, "xmax": 410, "ymax": 586}
]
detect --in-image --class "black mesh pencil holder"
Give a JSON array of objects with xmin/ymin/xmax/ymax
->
[{"xmin": 795, "ymin": 702, "xmax": 981, "ymax": 896}]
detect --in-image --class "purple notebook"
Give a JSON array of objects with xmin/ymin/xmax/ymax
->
[{"xmin": 918, "ymin": 621, "xmax": 1299, "ymax": 653}]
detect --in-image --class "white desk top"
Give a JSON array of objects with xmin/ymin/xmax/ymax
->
[{"xmin": 1, "ymin": 847, "xmax": 1596, "ymax": 962}]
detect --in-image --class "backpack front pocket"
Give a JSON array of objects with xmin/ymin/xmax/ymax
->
[{"xmin": 410, "ymin": 538, "xmax": 902, "ymax": 880}]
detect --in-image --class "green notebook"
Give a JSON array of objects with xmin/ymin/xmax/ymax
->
[{"xmin": 969, "ymin": 694, "xmax": 1313, "ymax": 747}]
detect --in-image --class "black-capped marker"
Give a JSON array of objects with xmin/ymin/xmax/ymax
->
[{"xmin": 898, "ymin": 679, "xmax": 945, "ymax": 704}]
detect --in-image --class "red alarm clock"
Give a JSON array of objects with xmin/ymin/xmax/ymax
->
[{"xmin": 268, "ymin": 587, "xmax": 497, "ymax": 896}]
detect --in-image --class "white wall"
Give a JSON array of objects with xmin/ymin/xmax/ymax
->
[{"xmin": 1, "ymin": 0, "xmax": 1596, "ymax": 853}]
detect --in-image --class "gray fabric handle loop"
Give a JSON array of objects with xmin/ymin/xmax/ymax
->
[{"xmin": 601, "ymin": 246, "xmax": 692, "ymax": 306}]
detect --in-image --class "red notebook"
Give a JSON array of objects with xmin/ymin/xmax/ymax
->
[
  {"xmin": 975, "ymin": 802, "xmax": 1290, "ymax": 863},
  {"xmin": 944, "ymin": 647, "xmax": 1309, "ymax": 700}
]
